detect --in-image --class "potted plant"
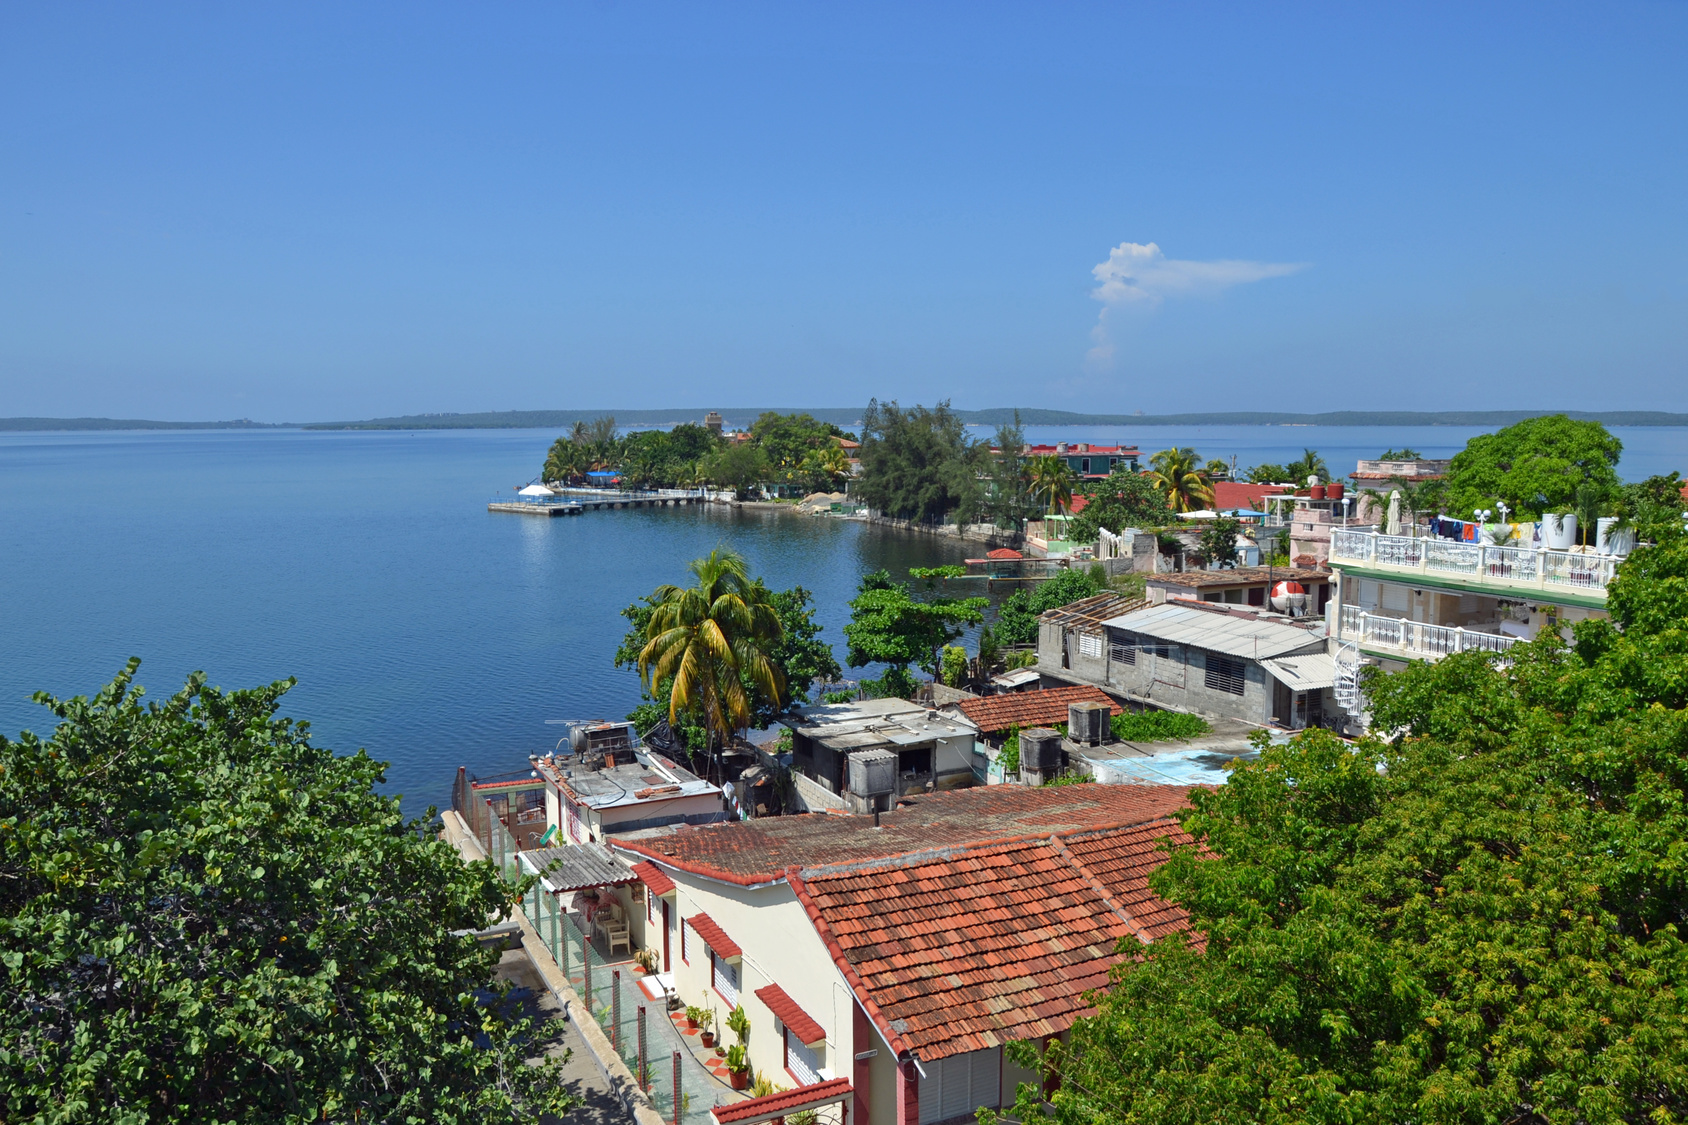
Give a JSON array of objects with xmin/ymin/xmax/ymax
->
[
  {"xmin": 725, "ymin": 1044, "xmax": 751, "ymax": 1091},
  {"xmin": 684, "ymin": 1004, "xmax": 704, "ymax": 1031},
  {"xmin": 698, "ymin": 1009, "xmax": 716, "ymax": 1048},
  {"xmin": 633, "ymin": 948, "xmax": 658, "ymax": 976},
  {"xmin": 726, "ymin": 1003, "xmax": 751, "ymax": 1046}
]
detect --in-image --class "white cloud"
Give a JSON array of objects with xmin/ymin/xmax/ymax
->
[{"xmin": 1086, "ymin": 241, "xmax": 1307, "ymax": 366}]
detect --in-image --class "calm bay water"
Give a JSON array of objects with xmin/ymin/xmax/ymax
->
[{"xmin": 2, "ymin": 424, "xmax": 1684, "ymax": 813}]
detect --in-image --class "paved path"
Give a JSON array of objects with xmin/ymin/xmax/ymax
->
[{"xmin": 495, "ymin": 947, "xmax": 635, "ymax": 1125}]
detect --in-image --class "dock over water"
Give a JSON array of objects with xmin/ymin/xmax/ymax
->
[{"xmin": 488, "ymin": 488, "xmax": 711, "ymax": 517}]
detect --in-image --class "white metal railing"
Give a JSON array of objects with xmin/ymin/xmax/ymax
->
[
  {"xmin": 1328, "ymin": 530, "xmax": 1613, "ymax": 594},
  {"xmin": 1338, "ymin": 604, "xmax": 1518, "ymax": 659}
]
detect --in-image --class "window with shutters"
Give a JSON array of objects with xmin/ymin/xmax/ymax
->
[
  {"xmin": 918, "ymin": 1048, "xmax": 1002, "ymax": 1124},
  {"xmin": 681, "ymin": 920, "xmax": 689, "ymax": 964},
  {"xmin": 711, "ymin": 952, "xmax": 739, "ymax": 1006},
  {"xmin": 784, "ymin": 1029, "xmax": 821, "ymax": 1086},
  {"xmin": 1077, "ymin": 633, "xmax": 1101, "ymax": 658},
  {"xmin": 1204, "ymin": 652, "xmax": 1247, "ymax": 695},
  {"xmin": 1109, "ymin": 633, "xmax": 1136, "ymax": 665}
]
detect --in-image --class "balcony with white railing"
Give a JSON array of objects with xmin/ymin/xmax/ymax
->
[
  {"xmin": 1337, "ymin": 604, "xmax": 1518, "ymax": 661},
  {"xmin": 1329, "ymin": 529, "xmax": 1614, "ymax": 599}
]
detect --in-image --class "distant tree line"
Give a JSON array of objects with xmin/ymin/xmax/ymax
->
[{"xmin": 541, "ymin": 412, "xmax": 854, "ymax": 497}]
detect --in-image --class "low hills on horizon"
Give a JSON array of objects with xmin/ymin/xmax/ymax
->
[{"xmin": 4, "ymin": 407, "xmax": 1688, "ymax": 432}]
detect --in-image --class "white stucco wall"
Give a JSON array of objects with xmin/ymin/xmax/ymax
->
[{"xmin": 628, "ymin": 862, "xmax": 861, "ymax": 1093}]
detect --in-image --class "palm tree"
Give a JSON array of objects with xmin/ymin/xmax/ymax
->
[
  {"xmin": 1148, "ymin": 448, "xmax": 1216, "ymax": 513},
  {"xmin": 638, "ymin": 548, "xmax": 784, "ymax": 779},
  {"xmin": 1027, "ymin": 455, "xmax": 1075, "ymax": 516},
  {"xmin": 1283, "ymin": 448, "xmax": 1330, "ymax": 485}
]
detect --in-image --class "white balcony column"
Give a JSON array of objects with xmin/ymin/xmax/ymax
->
[{"xmin": 1454, "ymin": 626, "xmax": 1465, "ymax": 653}]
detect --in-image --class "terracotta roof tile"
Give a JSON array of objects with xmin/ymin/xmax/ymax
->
[
  {"xmin": 711, "ymin": 1078, "xmax": 852, "ymax": 1124},
  {"xmin": 787, "ymin": 820, "xmax": 1194, "ymax": 1062},
  {"xmin": 612, "ymin": 784, "xmax": 1192, "ymax": 885},
  {"xmin": 687, "ymin": 912, "xmax": 742, "ymax": 959},
  {"xmin": 754, "ymin": 983, "xmax": 826, "ymax": 1045},
  {"xmin": 954, "ymin": 686, "xmax": 1118, "ymax": 734},
  {"xmin": 630, "ymin": 860, "xmax": 675, "ymax": 896}
]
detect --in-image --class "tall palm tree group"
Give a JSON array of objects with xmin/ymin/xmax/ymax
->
[{"xmin": 638, "ymin": 548, "xmax": 784, "ymax": 779}]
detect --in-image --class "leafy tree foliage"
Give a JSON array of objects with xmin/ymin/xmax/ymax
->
[
  {"xmin": 1443, "ymin": 414, "xmax": 1623, "ymax": 518},
  {"xmin": 1195, "ymin": 517, "xmax": 1241, "ymax": 569},
  {"xmin": 762, "ymin": 586, "xmax": 842, "ymax": 714},
  {"xmin": 1376, "ymin": 447, "xmax": 1423, "ymax": 460},
  {"xmin": 984, "ymin": 415, "xmax": 1039, "ymax": 531},
  {"xmin": 1069, "ymin": 467, "xmax": 1176, "ymax": 543},
  {"xmin": 996, "ymin": 528, "xmax": 1688, "ymax": 1125},
  {"xmin": 1244, "ymin": 461, "xmax": 1291, "ymax": 484},
  {"xmin": 615, "ymin": 423, "xmax": 723, "ymax": 488},
  {"xmin": 992, "ymin": 567, "xmax": 1105, "ymax": 646},
  {"xmin": 699, "ymin": 442, "xmax": 771, "ymax": 499},
  {"xmin": 0, "ymin": 663, "xmax": 575, "ymax": 1124},
  {"xmin": 854, "ymin": 399, "xmax": 983, "ymax": 524},
  {"xmin": 843, "ymin": 570, "xmax": 987, "ymax": 699},
  {"xmin": 749, "ymin": 413, "xmax": 851, "ymax": 491}
]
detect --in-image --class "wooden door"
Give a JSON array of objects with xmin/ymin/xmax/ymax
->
[{"xmin": 661, "ymin": 898, "xmax": 672, "ymax": 972}]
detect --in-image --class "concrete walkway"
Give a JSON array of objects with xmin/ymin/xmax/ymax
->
[{"xmin": 495, "ymin": 948, "xmax": 634, "ymax": 1125}]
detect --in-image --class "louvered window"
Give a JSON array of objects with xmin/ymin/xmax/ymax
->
[
  {"xmin": 785, "ymin": 1029, "xmax": 821, "ymax": 1086},
  {"xmin": 1204, "ymin": 652, "xmax": 1247, "ymax": 695},
  {"xmin": 919, "ymin": 1049, "xmax": 1002, "ymax": 1123}
]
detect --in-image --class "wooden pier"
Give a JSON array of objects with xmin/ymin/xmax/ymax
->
[{"xmin": 487, "ymin": 490, "xmax": 712, "ymax": 517}]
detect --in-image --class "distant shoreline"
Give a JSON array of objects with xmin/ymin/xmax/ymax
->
[{"xmin": 7, "ymin": 408, "xmax": 1688, "ymax": 432}]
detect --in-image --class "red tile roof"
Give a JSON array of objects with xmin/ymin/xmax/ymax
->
[
  {"xmin": 612, "ymin": 784, "xmax": 1193, "ymax": 886},
  {"xmin": 687, "ymin": 912, "xmax": 742, "ymax": 959},
  {"xmin": 711, "ymin": 1078, "xmax": 852, "ymax": 1125},
  {"xmin": 953, "ymin": 685, "xmax": 1117, "ymax": 733},
  {"xmin": 630, "ymin": 860, "xmax": 675, "ymax": 896},
  {"xmin": 787, "ymin": 820, "xmax": 1193, "ymax": 1062},
  {"xmin": 1212, "ymin": 481, "xmax": 1289, "ymax": 510},
  {"xmin": 986, "ymin": 547, "xmax": 1024, "ymax": 560},
  {"xmin": 754, "ymin": 983, "xmax": 826, "ymax": 1045}
]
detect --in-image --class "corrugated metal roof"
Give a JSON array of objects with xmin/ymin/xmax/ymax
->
[
  {"xmin": 1102, "ymin": 601, "xmax": 1324, "ymax": 660},
  {"xmin": 1260, "ymin": 652, "xmax": 1338, "ymax": 691},
  {"xmin": 519, "ymin": 842, "xmax": 638, "ymax": 893}
]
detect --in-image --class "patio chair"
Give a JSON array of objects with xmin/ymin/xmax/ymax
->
[{"xmin": 606, "ymin": 920, "xmax": 632, "ymax": 956}]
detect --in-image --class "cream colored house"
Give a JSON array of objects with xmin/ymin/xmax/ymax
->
[{"xmin": 609, "ymin": 783, "xmax": 1196, "ymax": 1125}]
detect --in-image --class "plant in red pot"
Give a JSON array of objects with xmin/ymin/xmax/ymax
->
[
  {"xmin": 698, "ymin": 1009, "xmax": 716, "ymax": 1048},
  {"xmin": 725, "ymin": 1045, "xmax": 751, "ymax": 1091}
]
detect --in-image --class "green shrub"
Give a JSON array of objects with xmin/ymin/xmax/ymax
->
[
  {"xmin": 998, "ymin": 728, "xmax": 1021, "ymax": 774},
  {"xmin": 1112, "ymin": 709, "xmax": 1210, "ymax": 742}
]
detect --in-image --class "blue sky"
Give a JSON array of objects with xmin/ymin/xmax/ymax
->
[{"xmin": 2, "ymin": 2, "xmax": 1684, "ymax": 421}]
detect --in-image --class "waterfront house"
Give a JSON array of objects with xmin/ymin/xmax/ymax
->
[
  {"xmin": 609, "ymin": 783, "xmax": 1196, "ymax": 1125},
  {"xmin": 531, "ymin": 722, "xmax": 724, "ymax": 846},
  {"xmin": 1039, "ymin": 595, "xmax": 1336, "ymax": 731},
  {"xmin": 1017, "ymin": 441, "xmax": 1141, "ymax": 480},
  {"xmin": 778, "ymin": 698, "xmax": 980, "ymax": 813}
]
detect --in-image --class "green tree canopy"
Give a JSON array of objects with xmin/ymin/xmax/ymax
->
[
  {"xmin": 0, "ymin": 663, "xmax": 574, "ymax": 1124},
  {"xmin": 749, "ymin": 412, "xmax": 848, "ymax": 483},
  {"xmin": 637, "ymin": 548, "xmax": 784, "ymax": 752},
  {"xmin": 1443, "ymin": 414, "xmax": 1623, "ymax": 518},
  {"xmin": 994, "ymin": 528, "xmax": 1688, "ymax": 1125},
  {"xmin": 1069, "ymin": 466, "xmax": 1174, "ymax": 542},
  {"xmin": 993, "ymin": 566, "xmax": 1105, "ymax": 646},
  {"xmin": 700, "ymin": 442, "xmax": 771, "ymax": 499},
  {"xmin": 843, "ymin": 569, "xmax": 987, "ymax": 698},
  {"xmin": 984, "ymin": 414, "xmax": 1039, "ymax": 531},
  {"xmin": 854, "ymin": 399, "xmax": 984, "ymax": 524}
]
